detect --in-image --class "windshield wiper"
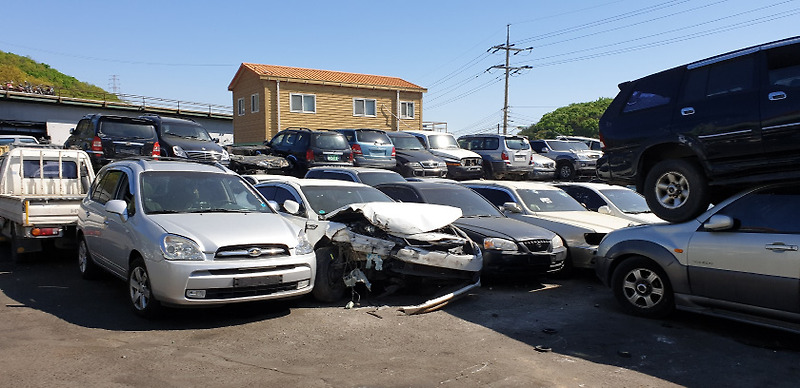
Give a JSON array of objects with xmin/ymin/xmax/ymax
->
[
  {"xmin": 148, "ymin": 210, "xmax": 182, "ymax": 214},
  {"xmin": 187, "ymin": 208, "xmax": 251, "ymax": 213}
]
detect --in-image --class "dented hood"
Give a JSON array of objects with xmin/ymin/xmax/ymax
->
[{"xmin": 324, "ymin": 202, "xmax": 462, "ymax": 235}]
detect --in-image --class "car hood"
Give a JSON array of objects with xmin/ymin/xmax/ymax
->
[
  {"xmin": 531, "ymin": 153, "xmax": 555, "ymax": 164},
  {"xmin": 161, "ymin": 135, "xmax": 225, "ymax": 152},
  {"xmin": 619, "ymin": 211, "xmax": 666, "ymax": 224},
  {"xmin": 428, "ymin": 148, "xmax": 481, "ymax": 161},
  {"xmin": 395, "ymin": 149, "xmax": 443, "ymax": 163},
  {"xmin": 532, "ymin": 211, "xmax": 634, "ymax": 231},
  {"xmin": 454, "ymin": 216, "xmax": 555, "ymax": 240},
  {"xmin": 148, "ymin": 213, "xmax": 298, "ymax": 252},
  {"xmin": 325, "ymin": 202, "xmax": 462, "ymax": 237}
]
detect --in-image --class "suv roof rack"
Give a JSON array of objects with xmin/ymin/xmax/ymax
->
[{"xmin": 116, "ymin": 156, "xmax": 229, "ymax": 172}]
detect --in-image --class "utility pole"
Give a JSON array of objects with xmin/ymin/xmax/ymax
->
[
  {"xmin": 488, "ymin": 25, "xmax": 532, "ymax": 135},
  {"xmin": 108, "ymin": 75, "xmax": 120, "ymax": 95}
]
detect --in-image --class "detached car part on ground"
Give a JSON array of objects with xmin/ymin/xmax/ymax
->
[{"xmin": 253, "ymin": 177, "xmax": 482, "ymax": 311}]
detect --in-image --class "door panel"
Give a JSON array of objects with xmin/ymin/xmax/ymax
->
[{"xmin": 760, "ymin": 43, "xmax": 800, "ymax": 168}]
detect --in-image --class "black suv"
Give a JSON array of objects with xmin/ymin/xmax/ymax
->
[
  {"xmin": 598, "ymin": 36, "xmax": 800, "ymax": 222},
  {"xmin": 265, "ymin": 128, "xmax": 353, "ymax": 176},
  {"xmin": 139, "ymin": 115, "xmax": 229, "ymax": 165},
  {"xmin": 64, "ymin": 114, "xmax": 160, "ymax": 170}
]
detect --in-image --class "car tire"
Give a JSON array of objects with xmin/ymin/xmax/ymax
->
[
  {"xmin": 644, "ymin": 159, "xmax": 709, "ymax": 223},
  {"xmin": 77, "ymin": 237, "xmax": 101, "ymax": 280},
  {"xmin": 128, "ymin": 257, "xmax": 162, "ymax": 318},
  {"xmin": 312, "ymin": 246, "xmax": 347, "ymax": 303},
  {"xmin": 9, "ymin": 226, "xmax": 23, "ymax": 263},
  {"xmin": 557, "ymin": 162, "xmax": 575, "ymax": 180},
  {"xmin": 611, "ymin": 256, "xmax": 674, "ymax": 318}
]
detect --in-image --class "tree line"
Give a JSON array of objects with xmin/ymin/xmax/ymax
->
[{"xmin": 518, "ymin": 97, "xmax": 612, "ymax": 140}]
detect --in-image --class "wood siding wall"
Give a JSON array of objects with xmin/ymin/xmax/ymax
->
[{"xmin": 231, "ymin": 71, "xmax": 267, "ymax": 144}]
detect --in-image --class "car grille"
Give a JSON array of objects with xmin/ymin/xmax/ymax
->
[
  {"xmin": 520, "ymin": 239, "xmax": 551, "ymax": 252},
  {"xmin": 542, "ymin": 162, "xmax": 555, "ymax": 169},
  {"xmin": 461, "ymin": 157, "xmax": 482, "ymax": 167},
  {"xmin": 215, "ymin": 244, "xmax": 290, "ymax": 259},
  {"xmin": 203, "ymin": 282, "xmax": 300, "ymax": 299},
  {"xmin": 420, "ymin": 161, "xmax": 443, "ymax": 168},
  {"xmin": 185, "ymin": 150, "xmax": 224, "ymax": 162}
]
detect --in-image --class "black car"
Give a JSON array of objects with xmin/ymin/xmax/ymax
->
[
  {"xmin": 375, "ymin": 181, "xmax": 567, "ymax": 274},
  {"xmin": 598, "ymin": 36, "xmax": 800, "ymax": 222},
  {"xmin": 139, "ymin": 115, "xmax": 229, "ymax": 165},
  {"xmin": 266, "ymin": 128, "xmax": 353, "ymax": 176},
  {"xmin": 386, "ymin": 131, "xmax": 447, "ymax": 178},
  {"xmin": 64, "ymin": 114, "xmax": 160, "ymax": 170},
  {"xmin": 304, "ymin": 166, "xmax": 406, "ymax": 186}
]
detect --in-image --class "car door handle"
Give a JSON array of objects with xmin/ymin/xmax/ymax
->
[
  {"xmin": 681, "ymin": 107, "xmax": 695, "ymax": 116},
  {"xmin": 768, "ymin": 91, "xmax": 787, "ymax": 101},
  {"xmin": 765, "ymin": 243, "xmax": 798, "ymax": 252}
]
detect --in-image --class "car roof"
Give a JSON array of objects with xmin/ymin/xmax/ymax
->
[
  {"xmin": 554, "ymin": 182, "xmax": 630, "ymax": 190},
  {"xmin": 107, "ymin": 157, "xmax": 232, "ymax": 174},
  {"xmin": 379, "ymin": 180, "xmax": 464, "ymax": 190},
  {"xmin": 462, "ymin": 180, "xmax": 559, "ymax": 191},
  {"xmin": 307, "ymin": 166, "xmax": 394, "ymax": 174},
  {"xmin": 254, "ymin": 175, "xmax": 369, "ymax": 188}
]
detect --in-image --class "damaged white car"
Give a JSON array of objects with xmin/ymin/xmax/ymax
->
[{"xmin": 251, "ymin": 176, "xmax": 483, "ymax": 310}]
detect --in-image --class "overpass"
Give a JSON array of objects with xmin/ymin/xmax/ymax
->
[{"xmin": 0, "ymin": 90, "xmax": 233, "ymax": 146}]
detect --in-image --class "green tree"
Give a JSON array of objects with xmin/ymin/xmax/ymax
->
[{"xmin": 519, "ymin": 97, "xmax": 612, "ymax": 139}]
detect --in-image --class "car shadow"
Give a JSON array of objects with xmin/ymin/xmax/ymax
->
[
  {"xmin": 0, "ymin": 247, "xmax": 292, "ymax": 331},
  {"xmin": 442, "ymin": 269, "xmax": 800, "ymax": 387}
]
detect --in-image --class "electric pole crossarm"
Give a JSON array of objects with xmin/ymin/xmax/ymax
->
[{"xmin": 486, "ymin": 24, "xmax": 533, "ymax": 135}]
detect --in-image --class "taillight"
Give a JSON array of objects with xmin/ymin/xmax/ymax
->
[
  {"xmin": 529, "ymin": 155, "xmax": 534, "ymax": 165},
  {"xmin": 151, "ymin": 142, "xmax": 161, "ymax": 158},
  {"xmin": 351, "ymin": 144, "xmax": 363, "ymax": 155},
  {"xmin": 305, "ymin": 149, "xmax": 314, "ymax": 161},
  {"xmin": 501, "ymin": 152, "xmax": 508, "ymax": 160},
  {"xmin": 391, "ymin": 147, "xmax": 396, "ymax": 157},
  {"xmin": 91, "ymin": 136, "xmax": 103, "ymax": 152},
  {"xmin": 31, "ymin": 227, "xmax": 60, "ymax": 237},
  {"xmin": 598, "ymin": 133, "xmax": 606, "ymax": 151},
  {"xmin": 348, "ymin": 152, "xmax": 354, "ymax": 162}
]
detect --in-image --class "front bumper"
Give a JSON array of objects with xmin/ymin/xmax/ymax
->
[
  {"xmin": 529, "ymin": 168, "xmax": 556, "ymax": 180},
  {"xmin": 568, "ymin": 245, "xmax": 598, "ymax": 269},
  {"xmin": 575, "ymin": 160, "xmax": 598, "ymax": 175},
  {"xmin": 401, "ymin": 164, "xmax": 448, "ymax": 178},
  {"xmin": 354, "ymin": 156, "xmax": 396, "ymax": 169},
  {"xmin": 490, "ymin": 162, "xmax": 535, "ymax": 177},
  {"xmin": 146, "ymin": 253, "xmax": 316, "ymax": 306},
  {"xmin": 482, "ymin": 248, "xmax": 566, "ymax": 274},
  {"xmin": 447, "ymin": 165, "xmax": 483, "ymax": 180}
]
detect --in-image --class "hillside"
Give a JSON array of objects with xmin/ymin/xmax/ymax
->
[{"xmin": 0, "ymin": 51, "xmax": 118, "ymax": 101}]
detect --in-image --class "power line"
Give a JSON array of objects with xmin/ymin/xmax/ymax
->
[{"xmin": 487, "ymin": 25, "xmax": 533, "ymax": 135}]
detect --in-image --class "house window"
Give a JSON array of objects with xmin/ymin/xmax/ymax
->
[
  {"xmin": 251, "ymin": 93, "xmax": 259, "ymax": 113},
  {"xmin": 237, "ymin": 98, "xmax": 245, "ymax": 116},
  {"xmin": 353, "ymin": 98, "xmax": 377, "ymax": 117},
  {"xmin": 290, "ymin": 93, "xmax": 316, "ymax": 113},
  {"xmin": 401, "ymin": 101, "xmax": 414, "ymax": 119}
]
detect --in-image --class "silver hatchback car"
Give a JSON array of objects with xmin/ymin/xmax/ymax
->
[{"xmin": 77, "ymin": 158, "xmax": 316, "ymax": 317}]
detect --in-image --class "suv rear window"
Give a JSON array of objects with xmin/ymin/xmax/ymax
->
[
  {"xmin": 621, "ymin": 70, "xmax": 681, "ymax": 113},
  {"xmin": 312, "ymin": 133, "xmax": 349, "ymax": 149},
  {"xmin": 356, "ymin": 130, "xmax": 391, "ymax": 144},
  {"xmin": 99, "ymin": 120, "xmax": 155, "ymax": 139},
  {"xmin": 505, "ymin": 137, "xmax": 530, "ymax": 150}
]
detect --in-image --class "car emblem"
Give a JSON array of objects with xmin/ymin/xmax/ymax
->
[
  {"xmin": 247, "ymin": 248, "xmax": 262, "ymax": 257},
  {"xmin": 201, "ymin": 147, "xmax": 206, "ymax": 151}
]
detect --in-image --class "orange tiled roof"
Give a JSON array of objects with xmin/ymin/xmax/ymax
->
[{"xmin": 239, "ymin": 63, "xmax": 425, "ymax": 91}]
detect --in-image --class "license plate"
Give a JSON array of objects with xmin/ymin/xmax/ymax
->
[
  {"xmin": 233, "ymin": 275, "xmax": 282, "ymax": 287},
  {"xmin": 514, "ymin": 155, "xmax": 526, "ymax": 161},
  {"xmin": 327, "ymin": 155, "xmax": 340, "ymax": 161}
]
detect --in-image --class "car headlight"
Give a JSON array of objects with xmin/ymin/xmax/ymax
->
[
  {"xmin": 484, "ymin": 237, "xmax": 518, "ymax": 251},
  {"xmin": 295, "ymin": 230, "xmax": 313, "ymax": 255},
  {"xmin": 551, "ymin": 235, "xmax": 564, "ymax": 250},
  {"xmin": 221, "ymin": 149, "xmax": 230, "ymax": 161},
  {"xmin": 172, "ymin": 145, "xmax": 187, "ymax": 158},
  {"xmin": 161, "ymin": 234, "xmax": 204, "ymax": 261},
  {"xmin": 405, "ymin": 161, "xmax": 422, "ymax": 168}
]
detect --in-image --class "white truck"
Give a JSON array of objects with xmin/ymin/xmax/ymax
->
[{"xmin": 0, "ymin": 146, "xmax": 95, "ymax": 261}]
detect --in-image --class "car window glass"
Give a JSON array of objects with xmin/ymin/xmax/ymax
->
[
  {"xmin": 22, "ymin": 160, "xmax": 78, "ymax": 179},
  {"xmin": 273, "ymin": 186, "xmax": 303, "ymax": 213},
  {"xmin": 359, "ymin": 172, "xmax": 406, "ymax": 186},
  {"xmin": 516, "ymin": 189, "xmax": 587, "ymax": 212},
  {"xmin": 420, "ymin": 186, "xmax": 503, "ymax": 217},
  {"xmin": 340, "ymin": 131, "xmax": 355, "ymax": 142},
  {"xmin": 428, "ymin": 134, "xmax": 460, "ymax": 149},
  {"xmin": 116, "ymin": 174, "xmax": 135, "ymax": 216},
  {"xmin": 561, "ymin": 186, "xmax": 605, "ymax": 211},
  {"xmin": 357, "ymin": 130, "xmax": 390, "ymax": 144},
  {"xmin": 313, "ymin": 134, "xmax": 349, "ymax": 149},
  {"xmin": 302, "ymin": 185, "xmax": 393, "ymax": 215},
  {"xmin": 485, "ymin": 137, "xmax": 500, "ymax": 150},
  {"xmin": 98, "ymin": 119, "xmax": 155, "ymax": 139},
  {"xmin": 378, "ymin": 186, "xmax": 421, "ymax": 203},
  {"xmin": 390, "ymin": 135, "xmax": 424, "ymax": 150},
  {"xmin": 318, "ymin": 171, "xmax": 356, "ymax": 182},
  {"xmin": 471, "ymin": 187, "xmax": 513, "ymax": 207},
  {"xmin": 714, "ymin": 185, "xmax": 800, "ymax": 234},
  {"xmin": 505, "ymin": 137, "xmax": 529, "ymax": 150},
  {"xmin": 75, "ymin": 120, "xmax": 91, "ymax": 138},
  {"xmin": 705, "ymin": 56, "xmax": 754, "ymax": 97},
  {"xmin": 766, "ymin": 44, "xmax": 800, "ymax": 87},
  {"xmin": 271, "ymin": 133, "xmax": 285, "ymax": 146},
  {"xmin": 140, "ymin": 172, "xmax": 270, "ymax": 214},
  {"xmin": 91, "ymin": 170, "xmax": 123, "ymax": 205},
  {"xmin": 599, "ymin": 189, "xmax": 650, "ymax": 213},
  {"xmin": 622, "ymin": 71, "xmax": 681, "ymax": 113},
  {"xmin": 161, "ymin": 122, "xmax": 212, "ymax": 141},
  {"xmin": 255, "ymin": 185, "xmax": 277, "ymax": 200}
]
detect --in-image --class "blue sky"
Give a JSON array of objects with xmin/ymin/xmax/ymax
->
[{"xmin": 2, "ymin": 0, "xmax": 798, "ymax": 137}]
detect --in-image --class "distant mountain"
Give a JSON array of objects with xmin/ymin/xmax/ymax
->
[{"xmin": 0, "ymin": 51, "xmax": 118, "ymax": 101}]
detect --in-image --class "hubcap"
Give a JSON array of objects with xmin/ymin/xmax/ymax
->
[
  {"xmin": 78, "ymin": 243, "xmax": 87, "ymax": 272},
  {"xmin": 622, "ymin": 268, "xmax": 664, "ymax": 308},
  {"xmin": 655, "ymin": 171, "xmax": 689, "ymax": 209},
  {"xmin": 129, "ymin": 267, "xmax": 151, "ymax": 311}
]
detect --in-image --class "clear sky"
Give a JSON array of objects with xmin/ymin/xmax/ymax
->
[{"xmin": 2, "ymin": 0, "xmax": 797, "ymax": 137}]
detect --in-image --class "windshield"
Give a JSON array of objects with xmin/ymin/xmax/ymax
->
[
  {"xmin": 161, "ymin": 122, "xmax": 213, "ymax": 141},
  {"xmin": 0, "ymin": 137, "xmax": 37, "ymax": 144},
  {"xmin": 99, "ymin": 119, "xmax": 155, "ymax": 139},
  {"xmin": 505, "ymin": 137, "xmax": 530, "ymax": 150},
  {"xmin": 359, "ymin": 172, "xmax": 407, "ymax": 186},
  {"xmin": 428, "ymin": 134, "xmax": 460, "ymax": 149},
  {"xmin": 313, "ymin": 133, "xmax": 350, "ymax": 149},
  {"xmin": 389, "ymin": 135, "xmax": 424, "ymax": 150},
  {"xmin": 301, "ymin": 185, "xmax": 394, "ymax": 215},
  {"xmin": 356, "ymin": 130, "xmax": 391, "ymax": 144},
  {"xmin": 548, "ymin": 140, "xmax": 589, "ymax": 151},
  {"xmin": 516, "ymin": 189, "xmax": 587, "ymax": 212},
  {"xmin": 600, "ymin": 189, "xmax": 651, "ymax": 213},
  {"xmin": 419, "ymin": 186, "xmax": 503, "ymax": 217},
  {"xmin": 141, "ymin": 171, "xmax": 271, "ymax": 214}
]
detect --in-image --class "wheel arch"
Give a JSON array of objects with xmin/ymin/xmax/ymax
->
[
  {"xmin": 603, "ymin": 240, "xmax": 689, "ymax": 295},
  {"xmin": 637, "ymin": 143, "xmax": 703, "ymax": 191}
]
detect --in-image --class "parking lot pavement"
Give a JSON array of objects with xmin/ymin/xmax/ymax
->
[{"xmin": 1, "ymin": 248, "xmax": 799, "ymax": 387}]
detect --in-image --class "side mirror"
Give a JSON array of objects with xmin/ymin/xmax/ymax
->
[
  {"xmin": 502, "ymin": 202, "xmax": 523, "ymax": 213},
  {"xmin": 105, "ymin": 199, "xmax": 129, "ymax": 222},
  {"xmin": 597, "ymin": 205, "xmax": 612, "ymax": 215},
  {"xmin": 283, "ymin": 200, "xmax": 301, "ymax": 215},
  {"xmin": 703, "ymin": 215, "xmax": 734, "ymax": 231},
  {"xmin": 69, "ymin": 127, "xmax": 75, "ymax": 134},
  {"xmin": 540, "ymin": 148, "xmax": 549, "ymax": 153}
]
